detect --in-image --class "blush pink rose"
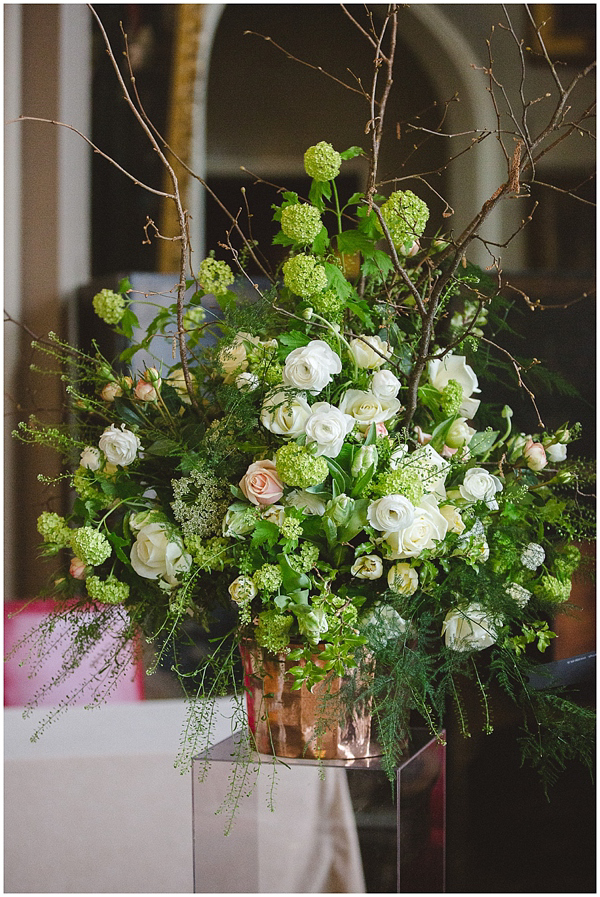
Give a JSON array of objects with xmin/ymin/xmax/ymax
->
[
  {"xmin": 69, "ymin": 557, "xmax": 88, "ymax": 580},
  {"xmin": 523, "ymin": 439, "xmax": 547, "ymax": 471},
  {"xmin": 239, "ymin": 459, "xmax": 284, "ymax": 506}
]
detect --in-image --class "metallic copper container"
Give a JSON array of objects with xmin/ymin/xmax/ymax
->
[{"xmin": 240, "ymin": 641, "xmax": 373, "ymax": 760}]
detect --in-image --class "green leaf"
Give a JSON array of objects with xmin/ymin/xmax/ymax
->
[
  {"xmin": 346, "ymin": 298, "xmax": 374, "ymax": 330},
  {"xmin": 350, "ymin": 462, "xmax": 375, "ymax": 498},
  {"xmin": 117, "ymin": 277, "xmax": 132, "ymax": 295},
  {"xmin": 336, "ymin": 229, "xmax": 374, "ymax": 254},
  {"xmin": 117, "ymin": 306, "xmax": 140, "ymax": 341},
  {"xmin": 326, "ymin": 457, "xmax": 349, "ymax": 494},
  {"xmin": 324, "ymin": 262, "xmax": 354, "ymax": 300},
  {"xmin": 311, "ymin": 226, "xmax": 329, "ymax": 255},
  {"xmin": 145, "ymin": 436, "xmax": 182, "ymax": 457},
  {"xmin": 468, "ymin": 430, "xmax": 499, "ymax": 456},
  {"xmin": 251, "ymin": 519, "xmax": 280, "ymax": 550},
  {"xmin": 340, "ymin": 146, "xmax": 364, "ymax": 160}
]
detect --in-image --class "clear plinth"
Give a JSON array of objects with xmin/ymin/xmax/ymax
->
[{"xmin": 192, "ymin": 729, "xmax": 445, "ymax": 893}]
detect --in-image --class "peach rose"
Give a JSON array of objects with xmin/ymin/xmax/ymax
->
[{"xmin": 239, "ymin": 459, "xmax": 284, "ymax": 507}]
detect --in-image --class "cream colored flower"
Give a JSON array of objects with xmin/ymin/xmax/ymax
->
[
  {"xmin": 349, "ymin": 334, "xmax": 392, "ymax": 369},
  {"xmin": 387, "ymin": 562, "xmax": 418, "ymax": 595},
  {"xmin": 351, "ymin": 554, "xmax": 384, "ymax": 580}
]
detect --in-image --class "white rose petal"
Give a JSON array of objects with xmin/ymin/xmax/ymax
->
[
  {"xmin": 367, "ymin": 494, "xmax": 416, "ymax": 532},
  {"xmin": 285, "ymin": 490, "xmax": 327, "ymax": 516},
  {"xmin": 439, "ymin": 504, "xmax": 465, "ymax": 535},
  {"xmin": 350, "ymin": 554, "xmax": 384, "ymax": 580},
  {"xmin": 371, "ymin": 369, "xmax": 402, "ymax": 399},
  {"xmin": 387, "ymin": 562, "xmax": 419, "ymax": 595},
  {"xmin": 349, "ymin": 335, "xmax": 392, "ymax": 369},
  {"xmin": 99, "ymin": 423, "xmax": 142, "ymax": 467},
  {"xmin": 460, "ymin": 467, "xmax": 503, "ymax": 510},
  {"xmin": 261, "ymin": 390, "xmax": 312, "ymax": 438},
  {"xmin": 235, "ymin": 371, "xmax": 259, "ymax": 392},
  {"xmin": 130, "ymin": 522, "xmax": 191, "ymax": 586},
  {"xmin": 80, "ymin": 446, "xmax": 102, "ymax": 471},
  {"xmin": 546, "ymin": 443, "xmax": 567, "ymax": 463},
  {"xmin": 304, "ymin": 402, "xmax": 355, "ymax": 457},
  {"xmin": 442, "ymin": 603, "xmax": 499, "ymax": 652},
  {"xmin": 339, "ymin": 389, "xmax": 401, "ymax": 432},
  {"xmin": 384, "ymin": 494, "xmax": 448, "ymax": 559},
  {"xmin": 282, "ymin": 340, "xmax": 342, "ymax": 394},
  {"xmin": 428, "ymin": 354, "xmax": 481, "ymax": 418}
]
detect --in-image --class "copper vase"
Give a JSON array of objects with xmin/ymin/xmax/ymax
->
[{"xmin": 239, "ymin": 641, "xmax": 373, "ymax": 760}]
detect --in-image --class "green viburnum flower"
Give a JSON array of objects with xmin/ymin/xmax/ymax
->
[
  {"xmin": 280, "ymin": 516, "xmax": 304, "ymax": 540},
  {"xmin": 275, "ymin": 443, "xmax": 329, "ymax": 488},
  {"xmin": 184, "ymin": 535, "xmax": 229, "ymax": 571},
  {"xmin": 372, "ymin": 468, "xmax": 424, "ymax": 505},
  {"xmin": 309, "ymin": 288, "xmax": 346, "ymax": 322},
  {"xmin": 553, "ymin": 544, "xmax": 581, "ymax": 579},
  {"xmin": 197, "ymin": 256, "xmax": 234, "ymax": 296},
  {"xmin": 92, "ymin": 289, "xmax": 126, "ymax": 325},
  {"xmin": 304, "ymin": 141, "xmax": 342, "ymax": 181},
  {"xmin": 535, "ymin": 574, "xmax": 571, "ymax": 605},
  {"xmin": 440, "ymin": 379, "xmax": 464, "ymax": 416},
  {"xmin": 255, "ymin": 609, "xmax": 294, "ymax": 654},
  {"xmin": 253, "ymin": 563, "xmax": 284, "ymax": 594},
  {"xmin": 72, "ymin": 467, "xmax": 113, "ymax": 508},
  {"xmin": 283, "ymin": 253, "xmax": 328, "ymax": 298},
  {"xmin": 69, "ymin": 526, "xmax": 112, "ymax": 566},
  {"xmin": 287, "ymin": 542, "xmax": 320, "ymax": 574},
  {"xmin": 86, "ymin": 574, "xmax": 130, "ymax": 605},
  {"xmin": 376, "ymin": 190, "xmax": 429, "ymax": 249},
  {"xmin": 37, "ymin": 511, "xmax": 71, "ymax": 547},
  {"xmin": 280, "ymin": 203, "xmax": 323, "ymax": 244}
]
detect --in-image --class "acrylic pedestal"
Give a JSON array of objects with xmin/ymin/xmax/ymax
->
[{"xmin": 192, "ymin": 729, "xmax": 445, "ymax": 893}]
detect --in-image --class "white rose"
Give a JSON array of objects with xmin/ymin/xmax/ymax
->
[
  {"xmin": 349, "ymin": 334, "xmax": 392, "ymax": 369},
  {"xmin": 261, "ymin": 390, "xmax": 312, "ymax": 438},
  {"xmin": 80, "ymin": 446, "xmax": 102, "ymax": 471},
  {"xmin": 99, "ymin": 423, "xmax": 142, "ymax": 467},
  {"xmin": 304, "ymin": 402, "xmax": 355, "ymax": 457},
  {"xmin": 459, "ymin": 467, "xmax": 503, "ymax": 509},
  {"xmin": 361, "ymin": 604, "xmax": 407, "ymax": 643},
  {"xmin": 523, "ymin": 439, "xmax": 548, "ymax": 471},
  {"xmin": 235, "ymin": 371, "xmax": 259, "ymax": 392},
  {"xmin": 446, "ymin": 418, "xmax": 476, "ymax": 449},
  {"xmin": 428, "ymin": 354, "xmax": 481, "ymax": 418},
  {"xmin": 442, "ymin": 603, "xmax": 499, "ymax": 652},
  {"xmin": 130, "ymin": 523, "xmax": 191, "ymax": 586},
  {"xmin": 351, "ymin": 554, "xmax": 384, "ymax": 580},
  {"xmin": 409, "ymin": 444, "xmax": 450, "ymax": 500},
  {"xmin": 439, "ymin": 504, "xmax": 465, "ymax": 534},
  {"xmin": 167, "ymin": 368, "xmax": 192, "ymax": 404},
  {"xmin": 387, "ymin": 562, "xmax": 419, "ymax": 595},
  {"xmin": 367, "ymin": 494, "xmax": 416, "ymax": 532},
  {"xmin": 384, "ymin": 494, "xmax": 448, "ymax": 559},
  {"xmin": 282, "ymin": 340, "xmax": 342, "ymax": 394},
  {"xmin": 218, "ymin": 332, "xmax": 257, "ymax": 381},
  {"xmin": 261, "ymin": 504, "xmax": 286, "ymax": 526},
  {"xmin": 285, "ymin": 490, "xmax": 327, "ymax": 516},
  {"xmin": 339, "ymin": 389, "xmax": 401, "ymax": 431},
  {"xmin": 228, "ymin": 575, "xmax": 258, "ymax": 604},
  {"xmin": 545, "ymin": 442, "xmax": 567, "ymax": 463},
  {"xmin": 507, "ymin": 583, "xmax": 531, "ymax": 608},
  {"xmin": 371, "ymin": 369, "xmax": 402, "ymax": 399}
]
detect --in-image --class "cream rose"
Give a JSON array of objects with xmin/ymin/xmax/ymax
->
[
  {"xmin": 261, "ymin": 391, "xmax": 311, "ymax": 438},
  {"xmin": 282, "ymin": 340, "xmax": 342, "ymax": 394},
  {"xmin": 338, "ymin": 389, "xmax": 401, "ymax": 432},
  {"xmin": 100, "ymin": 381, "xmax": 123, "ymax": 402},
  {"xmin": 304, "ymin": 402, "xmax": 355, "ymax": 457},
  {"xmin": 442, "ymin": 603, "xmax": 499, "ymax": 652},
  {"xmin": 384, "ymin": 494, "xmax": 448, "ymax": 559},
  {"xmin": 285, "ymin": 490, "xmax": 327, "ymax": 516},
  {"xmin": 349, "ymin": 334, "xmax": 391, "ymax": 369},
  {"xmin": 545, "ymin": 442, "xmax": 567, "ymax": 463},
  {"xmin": 218, "ymin": 332, "xmax": 256, "ymax": 381},
  {"xmin": 428, "ymin": 354, "xmax": 481, "ymax": 418},
  {"xmin": 239, "ymin": 459, "xmax": 284, "ymax": 507},
  {"xmin": 446, "ymin": 418, "xmax": 476, "ymax": 449},
  {"xmin": 261, "ymin": 504, "xmax": 286, "ymax": 526},
  {"xmin": 99, "ymin": 423, "xmax": 142, "ymax": 467},
  {"xmin": 228, "ymin": 575, "xmax": 258, "ymax": 604},
  {"xmin": 387, "ymin": 562, "xmax": 419, "ymax": 595},
  {"xmin": 351, "ymin": 554, "xmax": 384, "ymax": 580},
  {"xmin": 367, "ymin": 494, "xmax": 416, "ymax": 532},
  {"xmin": 80, "ymin": 446, "xmax": 102, "ymax": 471},
  {"xmin": 459, "ymin": 467, "xmax": 503, "ymax": 509},
  {"xmin": 130, "ymin": 523, "xmax": 191, "ymax": 586},
  {"xmin": 439, "ymin": 504, "xmax": 465, "ymax": 535},
  {"xmin": 371, "ymin": 369, "xmax": 402, "ymax": 399}
]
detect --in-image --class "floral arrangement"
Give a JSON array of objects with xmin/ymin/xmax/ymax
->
[{"xmin": 11, "ymin": 5, "xmax": 594, "ymax": 796}]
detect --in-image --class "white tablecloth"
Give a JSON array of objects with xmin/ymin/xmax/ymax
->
[{"xmin": 5, "ymin": 698, "xmax": 237, "ymax": 893}]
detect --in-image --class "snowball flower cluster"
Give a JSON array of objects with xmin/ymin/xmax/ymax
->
[
  {"xmin": 70, "ymin": 526, "xmax": 112, "ymax": 567},
  {"xmin": 376, "ymin": 190, "xmax": 430, "ymax": 250},
  {"xmin": 92, "ymin": 288, "xmax": 125, "ymax": 325},
  {"xmin": 37, "ymin": 511, "xmax": 71, "ymax": 547},
  {"xmin": 283, "ymin": 254, "xmax": 328, "ymax": 298},
  {"xmin": 428, "ymin": 354, "xmax": 481, "ymax": 418},
  {"xmin": 280, "ymin": 203, "xmax": 323, "ymax": 244},
  {"xmin": 86, "ymin": 574, "xmax": 130, "ymax": 605},
  {"xmin": 303, "ymin": 141, "xmax": 342, "ymax": 181},
  {"xmin": 197, "ymin": 256, "xmax": 234, "ymax": 296}
]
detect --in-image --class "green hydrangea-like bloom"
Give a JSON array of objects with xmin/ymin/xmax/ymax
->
[
  {"xmin": 554, "ymin": 544, "xmax": 581, "ymax": 579},
  {"xmin": 185, "ymin": 535, "xmax": 228, "ymax": 571},
  {"xmin": 376, "ymin": 190, "xmax": 429, "ymax": 249},
  {"xmin": 280, "ymin": 203, "xmax": 323, "ymax": 244},
  {"xmin": 262, "ymin": 361, "xmax": 284, "ymax": 386},
  {"xmin": 283, "ymin": 254, "xmax": 328, "ymax": 298},
  {"xmin": 70, "ymin": 526, "xmax": 112, "ymax": 566},
  {"xmin": 253, "ymin": 563, "xmax": 283, "ymax": 594},
  {"xmin": 37, "ymin": 511, "xmax": 71, "ymax": 547},
  {"xmin": 72, "ymin": 467, "xmax": 113, "ymax": 508},
  {"xmin": 92, "ymin": 289, "xmax": 125, "ymax": 325},
  {"xmin": 440, "ymin": 379, "xmax": 464, "ymax": 416},
  {"xmin": 288, "ymin": 542, "xmax": 320, "ymax": 574},
  {"xmin": 309, "ymin": 288, "xmax": 346, "ymax": 322},
  {"xmin": 255, "ymin": 609, "xmax": 294, "ymax": 654},
  {"xmin": 304, "ymin": 141, "xmax": 342, "ymax": 181},
  {"xmin": 86, "ymin": 574, "xmax": 130, "ymax": 605},
  {"xmin": 197, "ymin": 257, "xmax": 235, "ymax": 296},
  {"xmin": 275, "ymin": 443, "xmax": 329, "ymax": 488},
  {"xmin": 281, "ymin": 516, "xmax": 303, "ymax": 540},
  {"xmin": 535, "ymin": 574, "xmax": 571, "ymax": 604},
  {"xmin": 372, "ymin": 468, "xmax": 424, "ymax": 505}
]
